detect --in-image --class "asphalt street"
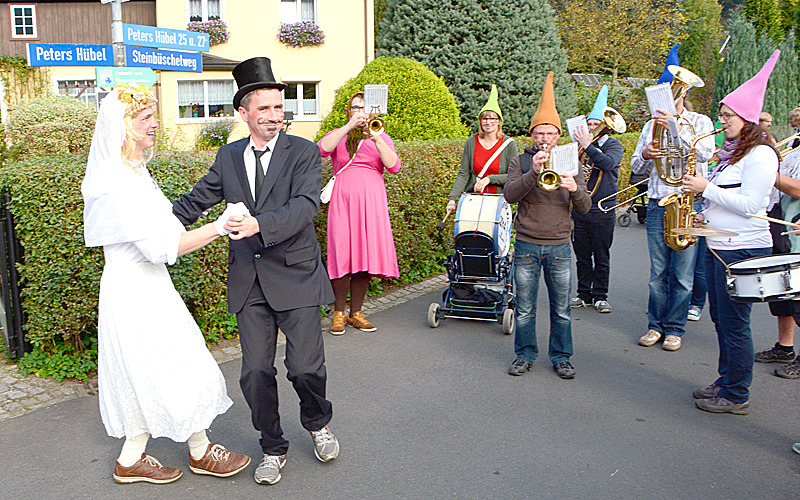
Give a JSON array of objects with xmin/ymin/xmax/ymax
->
[{"xmin": 1, "ymin": 220, "xmax": 799, "ymax": 499}]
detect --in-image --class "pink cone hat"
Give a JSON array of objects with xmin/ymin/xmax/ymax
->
[{"xmin": 720, "ymin": 50, "xmax": 780, "ymax": 123}]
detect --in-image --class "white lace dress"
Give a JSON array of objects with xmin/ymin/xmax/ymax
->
[{"xmin": 96, "ymin": 176, "xmax": 232, "ymax": 442}]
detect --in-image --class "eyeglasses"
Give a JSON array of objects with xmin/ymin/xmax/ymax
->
[
  {"xmin": 717, "ymin": 112, "xmax": 737, "ymax": 121},
  {"xmin": 480, "ymin": 117, "xmax": 500, "ymax": 122},
  {"xmin": 350, "ymin": 105, "xmax": 364, "ymax": 111},
  {"xmin": 532, "ymin": 132, "xmax": 559, "ymax": 138}
]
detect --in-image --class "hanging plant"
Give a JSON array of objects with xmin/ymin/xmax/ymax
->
[
  {"xmin": 278, "ymin": 22, "xmax": 325, "ymax": 47},
  {"xmin": 187, "ymin": 19, "xmax": 230, "ymax": 46}
]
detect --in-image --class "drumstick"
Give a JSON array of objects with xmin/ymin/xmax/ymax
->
[
  {"xmin": 747, "ymin": 213, "xmax": 800, "ymax": 228},
  {"xmin": 782, "ymin": 229, "xmax": 800, "ymax": 235},
  {"xmin": 436, "ymin": 208, "xmax": 454, "ymax": 231}
]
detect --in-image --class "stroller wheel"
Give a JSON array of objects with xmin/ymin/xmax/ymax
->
[
  {"xmin": 637, "ymin": 209, "xmax": 647, "ymax": 224},
  {"xmin": 427, "ymin": 303, "xmax": 441, "ymax": 328},
  {"xmin": 617, "ymin": 213, "xmax": 631, "ymax": 227},
  {"xmin": 502, "ymin": 308, "xmax": 515, "ymax": 335}
]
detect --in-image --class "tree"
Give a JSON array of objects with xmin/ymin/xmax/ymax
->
[
  {"xmin": 713, "ymin": 10, "xmax": 800, "ymax": 126},
  {"xmin": 744, "ymin": 0, "xmax": 785, "ymax": 41},
  {"xmin": 558, "ymin": 0, "xmax": 684, "ymax": 82},
  {"xmin": 679, "ymin": 0, "xmax": 726, "ymax": 114},
  {"xmin": 376, "ymin": 0, "xmax": 576, "ymax": 136}
]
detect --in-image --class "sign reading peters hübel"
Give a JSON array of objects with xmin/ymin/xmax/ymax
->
[
  {"xmin": 122, "ymin": 23, "xmax": 210, "ymax": 53},
  {"xmin": 26, "ymin": 43, "xmax": 114, "ymax": 67}
]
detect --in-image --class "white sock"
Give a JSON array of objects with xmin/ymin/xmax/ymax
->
[
  {"xmin": 187, "ymin": 430, "xmax": 211, "ymax": 460},
  {"xmin": 118, "ymin": 433, "xmax": 150, "ymax": 467}
]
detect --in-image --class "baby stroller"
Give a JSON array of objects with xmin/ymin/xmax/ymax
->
[
  {"xmin": 428, "ymin": 194, "xmax": 515, "ymax": 334},
  {"xmin": 616, "ymin": 173, "xmax": 648, "ymax": 227}
]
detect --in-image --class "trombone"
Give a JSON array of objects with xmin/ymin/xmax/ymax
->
[
  {"xmin": 598, "ymin": 178, "xmax": 649, "ymax": 213},
  {"xmin": 777, "ymin": 133, "xmax": 800, "ymax": 160}
]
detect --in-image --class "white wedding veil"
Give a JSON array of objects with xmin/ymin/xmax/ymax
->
[{"xmin": 82, "ymin": 88, "xmax": 171, "ymax": 247}]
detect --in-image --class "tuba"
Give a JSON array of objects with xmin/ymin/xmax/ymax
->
[
  {"xmin": 652, "ymin": 65, "xmax": 705, "ymax": 186},
  {"xmin": 537, "ymin": 144, "xmax": 561, "ymax": 191},
  {"xmin": 580, "ymin": 107, "xmax": 627, "ymax": 197},
  {"xmin": 658, "ymin": 128, "xmax": 723, "ymax": 251}
]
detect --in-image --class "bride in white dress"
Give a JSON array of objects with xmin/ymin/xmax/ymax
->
[{"xmin": 82, "ymin": 84, "xmax": 251, "ymax": 484}]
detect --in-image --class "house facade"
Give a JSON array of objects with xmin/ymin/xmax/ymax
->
[{"xmin": 0, "ymin": 0, "xmax": 375, "ymax": 145}]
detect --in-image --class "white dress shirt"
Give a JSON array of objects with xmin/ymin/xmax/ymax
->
[
  {"xmin": 244, "ymin": 134, "xmax": 280, "ymax": 200},
  {"xmin": 631, "ymin": 110, "xmax": 715, "ymax": 200}
]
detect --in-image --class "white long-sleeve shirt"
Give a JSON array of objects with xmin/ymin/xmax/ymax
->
[
  {"xmin": 703, "ymin": 145, "xmax": 779, "ymax": 250},
  {"xmin": 631, "ymin": 110, "xmax": 716, "ymax": 200}
]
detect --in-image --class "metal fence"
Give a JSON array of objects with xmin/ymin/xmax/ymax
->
[{"xmin": 0, "ymin": 192, "xmax": 27, "ymax": 359}]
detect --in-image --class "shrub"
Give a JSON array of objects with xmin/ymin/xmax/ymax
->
[
  {"xmin": 315, "ymin": 57, "xmax": 469, "ymax": 142},
  {"xmin": 187, "ymin": 19, "xmax": 230, "ymax": 46},
  {"xmin": 278, "ymin": 22, "xmax": 325, "ymax": 47},
  {"xmin": 6, "ymin": 95, "xmax": 96, "ymax": 158},
  {"xmin": 194, "ymin": 119, "xmax": 236, "ymax": 150}
]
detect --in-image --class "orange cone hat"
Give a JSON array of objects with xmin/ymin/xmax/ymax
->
[{"xmin": 528, "ymin": 72, "xmax": 561, "ymax": 134}]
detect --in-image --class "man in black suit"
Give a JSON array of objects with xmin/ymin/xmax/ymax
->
[{"xmin": 172, "ymin": 57, "xmax": 337, "ymax": 486}]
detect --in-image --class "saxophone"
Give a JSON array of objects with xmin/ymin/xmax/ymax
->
[{"xmin": 658, "ymin": 129, "xmax": 722, "ymax": 251}]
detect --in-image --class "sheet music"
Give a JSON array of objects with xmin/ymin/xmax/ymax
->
[
  {"xmin": 645, "ymin": 83, "xmax": 677, "ymax": 117},
  {"xmin": 364, "ymin": 84, "xmax": 389, "ymax": 114},
  {"xmin": 549, "ymin": 142, "xmax": 580, "ymax": 177},
  {"xmin": 566, "ymin": 115, "xmax": 587, "ymax": 143}
]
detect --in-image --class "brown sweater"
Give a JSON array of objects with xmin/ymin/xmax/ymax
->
[{"xmin": 503, "ymin": 146, "xmax": 591, "ymax": 246}]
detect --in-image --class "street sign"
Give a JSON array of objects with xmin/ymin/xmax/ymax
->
[
  {"xmin": 125, "ymin": 46, "xmax": 202, "ymax": 73},
  {"xmin": 122, "ymin": 23, "xmax": 210, "ymax": 53},
  {"xmin": 95, "ymin": 67, "xmax": 158, "ymax": 87},
  {"xmin": 100, "ymin": 0, "xmax": 130, "ymax": 3},
  {"xmin": 26, "ymin": 43, "xmax": 114, "ymax": 67}
]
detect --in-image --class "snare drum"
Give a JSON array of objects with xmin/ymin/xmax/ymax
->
[
  {"xmin": 726, "ymin": 254, "xmax": 800, "ymax": 302},
  {"xmin": 454, "ymin": 193, "xmax": 513, "ymax": 257}
]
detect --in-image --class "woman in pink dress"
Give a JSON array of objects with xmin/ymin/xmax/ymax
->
[{"xmin": 318, "ymin": 92, "xmax": 401, "ymax": 335}]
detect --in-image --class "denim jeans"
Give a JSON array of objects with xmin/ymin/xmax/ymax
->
[
  {"xmin": 690, "ymin": 198, "xmax": 707, "ymax": 309},
  {"xmin": 705, "ymin": 246, "xmax": 770, "ymax": 403},
  {"xmin": 513, "ymin": 240, "xmax": 573, "ymax": 365},
  {"xmin": 646, "ymin": 201, "xmax": 698, "ymax": 337}
]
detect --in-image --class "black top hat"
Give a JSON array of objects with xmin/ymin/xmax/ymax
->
[{"xmin": 232, "ymin": 57, "xmax": 287, "ymax": 109}]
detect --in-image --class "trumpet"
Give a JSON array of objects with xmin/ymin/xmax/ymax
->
[
  {"xmin": 366, "ymin": 115, "xmax": 385, "ymax": 136},
  {"xmin": 537, "ymin": 144, "xmax": 561, "ymax": 191},
  {"xmin": 580, "ymin": 107, "xmax": 627, "ymax": 196}
]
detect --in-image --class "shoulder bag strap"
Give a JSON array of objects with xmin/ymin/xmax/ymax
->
[{"xmin": 477, "ymin": 137, "xmax": 515, "ymax": 179}]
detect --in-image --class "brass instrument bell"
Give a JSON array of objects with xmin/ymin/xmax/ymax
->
[
  {"xmin": 366, "ymin": 116, "xmax": 385, "ymax": 136},
  {"xmin": 537, "ymin": 145, "xmax": 561, "ymax": 191}
]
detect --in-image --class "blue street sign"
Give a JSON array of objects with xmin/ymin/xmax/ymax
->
[
  {"xmin": 26, "ymin": 43, "xmax": 114, "ymax": 67},
  {"xmin": 122, "ymin": 23, "xmax": 210, "ymax": 53},
  {"xmin": 125, "ymin": 46, "xmax": 202, "ymax": 73},
  {"xmin": 96, "ymin": 67, "xmax": 158, "ymax": 87}
]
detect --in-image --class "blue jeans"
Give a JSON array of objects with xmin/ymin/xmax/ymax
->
[
  {"xmin": 705, "ymin": 246, "xmax": 770, "ymax": 403},
  {"xmin": 646, "ymin": 201, "xmax": 698, "ymax": 337},
  {"xmin": 513, "ymin": 240, "xmax": 573, "ymax": 365},
  {"xmin": 690, "ymin": 198, "xmax": 707, "ymax": 309}
]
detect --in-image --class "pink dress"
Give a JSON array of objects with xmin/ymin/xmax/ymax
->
[{"xmin": 319, "ymin": 132, "xmax": 401, "ymax": 280}]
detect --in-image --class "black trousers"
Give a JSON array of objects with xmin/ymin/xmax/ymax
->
[
  {"xmin": 237, "ymin": 279, "xmax": 332, "ymax": 456},
  {"xmin": 572, "ymin": 211, "xmax": 615, "ymax": 302}
]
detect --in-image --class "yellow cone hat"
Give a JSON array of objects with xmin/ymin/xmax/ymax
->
[
  {"xmin": 528, "ymin": 72, "xmax": 561, "ymax": 134},
  {"xmin": 480, "ymin": 84, "xmax": 503, "ymax": 122}
]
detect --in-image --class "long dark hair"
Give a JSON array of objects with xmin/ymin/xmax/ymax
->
[{"xmin": 728, "ymin": 120, "xmax": 779, "ymax": 165}]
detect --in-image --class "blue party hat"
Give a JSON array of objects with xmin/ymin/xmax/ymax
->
[
  {"xmin": 587, "ymin": 85, "xmax": 608, "ymax": 122},
  {"xmin": 657, "ymin": 45, "xmax": 680, "ymax": 84}
]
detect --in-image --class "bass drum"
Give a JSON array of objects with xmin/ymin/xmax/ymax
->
[
  {"xmin": 454, "ymin": 193, "xmax": 512, "ymax": 257},
  {"xmin": 727, "ymin": 254, "xmax": 800, "ymax": 302}
]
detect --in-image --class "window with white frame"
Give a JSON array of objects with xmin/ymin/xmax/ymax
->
[
  {"xmin": 57, "ymin": 80, "xmax": 98, "ymax": 107},
  {"xmin": 10, "ymin": 4, "xmax": 37, "ymax": 39},
  {"xmin": 188, "ymin": 0, "xmax": 221, "ymax": 22},
  {"xmin": 283, "ymin": 82, "xmax": 318, "ymax": 118},
  {"xmin": 177, "ymin": 79, "xmax": 235, "ymax": 119},
  {"xmin": 279, "ymin": 0, "xmax": 316, "ymax": 23}
]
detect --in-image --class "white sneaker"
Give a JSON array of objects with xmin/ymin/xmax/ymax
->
[
  {"xmin": 687, "ymin": 306, "xmax": 702, "ymax": 321},
  {"xmin": 309, "ymin": 425, "xmax": 340, "ymax": 462},
  {"xmin": 663, "ymin": 334, "xmax": 682, "ymax": 351},
  {"xmin": 638, "ymin": 329, "xmax": 661, "ymax": 347},
  {"xmin": 254, "ymin": 454, "xmax": 286, "ymax": 485}
]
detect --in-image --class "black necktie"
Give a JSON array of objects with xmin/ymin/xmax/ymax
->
[{"xmin": 252, "ymin": 146, "xmax": 269, "ymax": 197}]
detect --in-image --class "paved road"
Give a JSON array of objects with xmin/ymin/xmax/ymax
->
[{"xmin": 1, "ymin": 221, "xmax": 798, "ymax": 499}]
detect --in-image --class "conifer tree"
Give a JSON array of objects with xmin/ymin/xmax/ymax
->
[{"xmin": 376, "ymin": 0, "xmax": 576, "ymax": 136}]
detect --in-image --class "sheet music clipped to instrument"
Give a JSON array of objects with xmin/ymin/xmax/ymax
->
[
  {"xmin": 364, "ymin": 84, "xmax": 389, "ymax": 114},
  {"xmin": 645, "ymin": 83, "xmax": 677, "ymax": 117},
  {"xmin": 549, "ymin": 142, "xmax": 580, "ymax": 177}
]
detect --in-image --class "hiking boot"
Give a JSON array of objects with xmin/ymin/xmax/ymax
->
[
  {"xmin": 593, "ymin": 299, "xmax": 612, "ymax": 313},
  {"xmin": 692, "ymin": 383, "xmax": 720, "ymax": 399},
  {"xmin": 755, "ymin": 342, "xmax": 796, "ymax": 363},
  {"xmin": 330, "ymin": 310, "xmax": 346, "ymax": 336},
  {"xmin": 571, "ymin": 297, "xmax": 590, "ymax": 308},
  {"xmin": 662, "ymin": 334, "xmax": 682, "ymax": 351},
  {"xmin": 189, "ymin": 444, "xmax": 251, "ymax": 478},
  {"xmin": 113, "ymin": 454, "xmax": 182, "ymax": 484},
  {"xmin": 639, "ymin": 329, "xmax": 662, "ymax": 347},
  {"xmin": 347, "ymin": 311, "xmax": 377, "ymax": 332},
  {"xmin": 254, "ymin": 454, "xmax": 286, "ymax": 485},
  {"xmin": 508, "ymin": 358, "xmax": 532, "ymax": 376},
  {"xmin": 309, "ymin": 425, "xmax": 339, "ymax": 462},
  {"xmin": 687, "ymin": 306, "xmax": 702, "ymax": 321},
  {"xmin": 553, "ymin": 361, "xmax": 576, "ymax": 379},
  {"xmin": 775, "ymin": 356, "xmax": 800, "ymax": 379},
  {"xmin": 695, "ymin": 395, "xmax": 750, "ymax": 415}
]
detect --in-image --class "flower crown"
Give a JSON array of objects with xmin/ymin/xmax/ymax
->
[{"xmin": 115, "ymin": 83, "xmax": 158, "ymax": 117}]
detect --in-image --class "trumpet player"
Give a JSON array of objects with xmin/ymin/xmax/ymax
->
[
  {"xmin": 570, "ymin": 85, "xmax": 623, "ymax": 314},
  {"xmin": 631, "ymin": 61, "xmax": 715, "ymax": 352},
  {"xmin": 504, "ymin": 72, "xmax": 591, "ymax": 380}
]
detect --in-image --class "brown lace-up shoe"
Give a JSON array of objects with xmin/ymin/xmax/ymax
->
[
  {"xmin": 113, "ymin": 454, "xmax": 182, "ymax": 484},
  {"xmin": 189, "ymin": 443, "xmax": 251, "ymax": 477},
  {"xmin": 331, "ymin": 310, "xmax": 346, "ymax": 335},
  {"xmin": 347, "ymin": 311, "xmax": 377, "ymax": 332}
]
